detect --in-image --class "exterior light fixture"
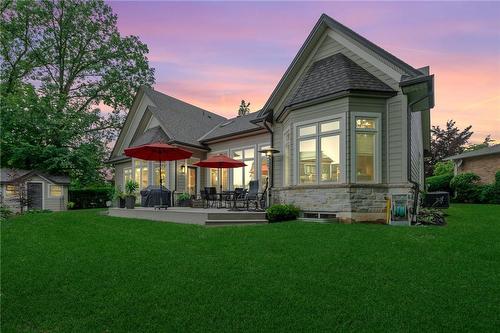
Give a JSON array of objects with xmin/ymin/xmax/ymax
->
[{"xmin": 258, "ymin": 147, "xmax": 280, "ymax": 209}]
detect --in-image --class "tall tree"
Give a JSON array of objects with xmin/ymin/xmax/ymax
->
[
  {"xmin": 465, "ymin": 135, "xmax": 495, "ymax": 152},
  {"xmin": 238, "ymin": 100, "xmax": 250, "ymax": 116},
  {"xmin": 426, "ymin": 120, "xmax": 473, "ymax": 176},
  {"xmin": 1, "ymin": 0, "xmax": 155, "ymax": 185}
]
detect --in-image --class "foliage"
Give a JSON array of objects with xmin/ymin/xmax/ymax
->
[
  {"xmin": 237, "ymin": 100, "xmax": 251, "ymax": 116},
  {"xmin": 0, "ymin": 204, "xmax": 13, "ymax": 220},
  {"xmin": 66, "ymin": 201, "xmax": 75, "ymax": 210},
  {"xmin": 2, "ymin": 205, "xmax": 500, "ymax": 332},
  {"xmin": 477, "ymin": 171, "xmax": 500, "ymax": 204},
  {"xmin": 450, "ymin": 172, "xmax": 481, "ymax": 203},
  {"xmin": 178, "ymin": 193, "xmax": 191, "ymax": 201},
  {"xmin": 465, "ymin": 135, "xmax": 495, "ymax": 152},
  {"xmin": 433, "ymin": 161, "xmax": 454, "ymax": 176},
  {"xmin": 125, "ymin": 179, "xmax": 139, "ymax": 196},
  {"xmin": 68, "ymin": 186, "xmax": 113, "ymax": 209},
  {"xmin": 426, "ymin": 120, "xmax": 473, "ymax": 176},
  {"xmin": 0, "ymin": 0, "xmax": 155, "ymax": 185},
  {"xmin": 25, "ymin": 209, "xmax": 52, "ymax": 214},
  {"xmin": 112, "ymin": 186, "xmax": 125, "ymax": 200},
  {"xmin": 426, "ymin": 174, "xmax": 453, "ymax": 193},
  {"xmin": 266, "ymin": 204, "xmax": 300, "ymax": 222},
  {"xmin": 416, "ymin": 208, "xmax": 446, "ymax": 226}
]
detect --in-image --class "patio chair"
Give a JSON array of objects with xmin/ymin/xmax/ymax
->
[
  {"xmin": 206, "ymin": 187, "xmax": 218, "ymax": 208},
  {"xmin": 245, "ymin": 180, "xmax": 264, "ymax": 211},
  {"xmin": 232, "ymin": 187, "xmax": 248, "ymax": 210}
]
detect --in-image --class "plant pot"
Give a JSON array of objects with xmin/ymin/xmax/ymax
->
[
  {"xmin": 118, "ymin": 198, "xmax": 126, "ymax": 208},
  {"xmin": 125, "ymin": 196, "xmax": 136, "ymax": 209},
  {"xmin": 177, "ymin": 199, "xmax": 192, "ymax": 207}
]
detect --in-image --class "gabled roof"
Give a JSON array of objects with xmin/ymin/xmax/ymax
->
[
  {"xmin": 285, "ymin": 53, "xmax": 395, "ymax": 107},
  {"xmin": 258, "ymin": 13, "xmax": 425, "ymax": 118},
  {"xmin": 199, "ymin": 111, "xmax": 263, "ymax": 143},
  {"xmin": 0, "ymin": 168, "xmax": 70, "ymax": 185},
  {"xmin": 131, "ymin": 125, "xmax": 169, "ymax": 147},
  {"xmin": 142, "ymin": 87, "xmax": 226, "ymax": 148},
  {"xmin": 445, "ymin": 144, "xmax": 500, "ymax": 161}
]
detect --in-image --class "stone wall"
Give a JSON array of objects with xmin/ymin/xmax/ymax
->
[
  {"xmin": 272, "ymin": 184, "xmax": 412, "ymax": 223},
  {"xmin": 457, "ymin": 154, "xmax": 500, "ymax": 184}
]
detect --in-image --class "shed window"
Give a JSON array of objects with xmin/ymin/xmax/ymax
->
[
  {"xmin": 5, "ymin": 184, "xmax": 16, "ymax": 197},
  {"xmin": 49, "ymin": 185, "xmax": 63, "ymax": 197}
]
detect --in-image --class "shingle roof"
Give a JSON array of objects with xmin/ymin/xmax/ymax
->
[
  {"xmin": 445, "ymin": 144, "xmax": 500, "ymax": 161},
  {"xmin": 199, "ymin": 111, "xmax": 263, "ymax": 142},
  {"xmin": 285, "ymin": 53, "xmax": 395, "ymax": 107},
  {"xmin": 1, "ymin": 168, "xmax": 70, "ymax": 185},
  {"xmin": 142, "ymin": 87, "xmax": 227, "ymax": 147},
  {"xmin": 131, "ymin": 125, "xmax": 169, "ymax": 147}
]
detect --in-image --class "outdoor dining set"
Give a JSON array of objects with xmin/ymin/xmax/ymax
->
[{"xmin": 123, "ymin": 141, "xmax": 273, "ymax": 212}]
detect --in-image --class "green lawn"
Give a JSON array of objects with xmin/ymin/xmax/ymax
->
[{"xmin": 1, "ymin": 205, "xmax": 499, "ymax": 332}]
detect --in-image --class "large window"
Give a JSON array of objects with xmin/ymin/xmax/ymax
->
[
  {"xmin": 232, "ymin": 148, "xmax": 255, "ymax": 189},
  {"xmin": 208, "ymin": 153, "xmax": 229, "ymax": 191},
  {"xmin": 297, "ymin": 119, "xmax": 341, "ymax": 184},
  {"xmin": 354, "ymin": 116, "xmax": 379, "ymax": 183},
  {"xmin": 134, "ymin": 160, "xmax": 149, "ymax": 189}
]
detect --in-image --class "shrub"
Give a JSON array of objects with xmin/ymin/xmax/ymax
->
[
  {"xmin": 266, "ymin": 204, "xmax": 300, "ymax": 222},
  {"xmin": 67, "ymin": 201, "xmax": 76, "ymax": 210},
  {"xmin": 125, "ymin": 180, "xmax": 139, "ymax": 196},
  {"xmin": 416, "ymin": 208, "xmax": 446, "ymax": 226},
  {"xmin": 433, "ymin": 161, "xmax": 454, "ymax": 176},
  {"xmin": 178, "ymin": 193, "xmax": 191, "ymax": 201},
  {"xmin": 450, "ymin": 172, "xmax": 481, "ymax": 203},
  {"xmin": 426, "ymin": 174, "xmax": 453, "ymax": 193},
  {"xmin": 68, "ymin": 187, "xmax": 114, "ymax": 209},
  {"xmin": 0, "ymin": 204, "xmax": 13, "ymax": 220}
]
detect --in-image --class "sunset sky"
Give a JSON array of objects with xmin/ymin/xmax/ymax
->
[{"xmin": 109, "ymin": 1, "xmax": 500, "ymax": 143}]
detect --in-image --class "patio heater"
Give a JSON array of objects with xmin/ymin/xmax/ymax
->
[{"xmin": 258, "ymin": 147, "xmax": 280, "ymax": 209}]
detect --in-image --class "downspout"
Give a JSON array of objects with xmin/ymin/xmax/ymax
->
[
  {"xmin": 262, "ymin": 117, "xmax": 274, "ymax": 190},
  {"xmin": 406, "ymin": 92, "xmax": 432, "ymax": 223}
]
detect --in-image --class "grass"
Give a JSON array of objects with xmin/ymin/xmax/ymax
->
[{"xmin": 1, "ymin": 205, "xmax": 499, "ymax": 332}]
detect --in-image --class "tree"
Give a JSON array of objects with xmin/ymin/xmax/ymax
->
[
  {"xmin": 1, "ymin": 0, "xmax": 155, "ymax": 185},
  {"xmin": 465, "ymin": 135, "xmax": 495, "ymax": 152},
  {"xmin": 238, "ymin": 100, "xmax": 250, "ymax": 116},
  {"xmin": 426, "ymin": 120, "xmax": 473, "ymax": 176}
]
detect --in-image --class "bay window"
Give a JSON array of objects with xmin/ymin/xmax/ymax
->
[
  {"xmin": 297, "ymin": 118, "xmax": 342, "ymax": 185},
  {"xmin": 353, "ymin": 115, "xmax": 380, "ymax": 183}
]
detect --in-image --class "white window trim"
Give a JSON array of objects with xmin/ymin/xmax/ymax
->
[
  {"xmin": 230, "ymin": 145, "xmax": 257, "ymax": 189},
  {"xmin": 4, "ymin": 184, "xmax": 17, "ymax": 198},
  {"xmin": 350, "ymin": 112, "xmax": 382, "ymax": 184},
  {"xmin": 292, "ymin": 113, "xmax": 347, "ymax": 185},
  {"xmin": 48, "ymin": 184, "xmax": 63, "ymax": 198}
]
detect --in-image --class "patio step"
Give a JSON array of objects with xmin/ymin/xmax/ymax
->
[
  {"xmin": 205, "ymin": 219, "xmax": 268, "ymax": 226},
  {"xmin": 207, "ymin": 212, "xmax": 266, "ymax": 221}
]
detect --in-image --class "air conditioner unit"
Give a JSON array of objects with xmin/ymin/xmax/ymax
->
[{"xmin": 423, "ymin": 192, "xmax": 450, "ymax": 208}]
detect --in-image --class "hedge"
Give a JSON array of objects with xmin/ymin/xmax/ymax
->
[
  {"xmin": 68, "ymin": 187, "xmax": 114, "ymax": 209},
  {"xmin": 426, "ymin": 174, "xmax": 453, "ymax": 193},
  {"xmin": 449, "ymin": 171, "xmax": 500, "ymax": 204},
  {"xmin": 266, "ymin": 204, "xmax": 300, "ymax": 222}
]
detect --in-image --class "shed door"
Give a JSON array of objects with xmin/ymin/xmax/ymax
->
[{"xmin": 27, "ymin": 183, "xmax": 43, "ymax": 210}]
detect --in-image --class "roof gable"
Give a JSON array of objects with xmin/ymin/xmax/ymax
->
[
  {"xmin": 199, "ymin": 111, "xmax": 263, "ymax": 143},
  {"xmin": 1, "ymin": 168, "xmax": 70, "ymax": 185},
  {"xmin": 258, "ymin": 13, "xmax": 424, "ymax": 119},
  {"xmin": 285, "ymin": 53, "xmax": 395, "ymax": 108}
]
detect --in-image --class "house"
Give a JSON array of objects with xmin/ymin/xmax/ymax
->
[
  {"xmin": 0, "ymin": 169, "xmax": 70, "ymax": 212},
  {"xmin": 445, "ymin": 145, "xmax": 500, "ymax": 184},
  {"xmin": 109, "ymin": 14, "xmax": 434, "ymax": 222}
]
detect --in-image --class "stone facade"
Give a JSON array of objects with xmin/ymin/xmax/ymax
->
[
  {"xmin": 272, "ymin": 184, "xmax": 412, "ymax": 223},
  {"xmin": 456, "ymin": 154, "xmax": 500, "ymax": 184}
]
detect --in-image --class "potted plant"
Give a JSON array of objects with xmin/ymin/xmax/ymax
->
[
  {"xmin": 113, "ymin": 186, "xmax": 126, "ymax": 208},
  {"xmin": 177, "ymin": 193, "xmax": 192, "ymax": 207},
  {"xmin": 124, "ymin": 180, "xmax": 139, "ymax": 209}
]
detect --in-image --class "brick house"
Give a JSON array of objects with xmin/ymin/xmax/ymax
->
[{"xmin": 445, "ymin": 145, "xmax": 500, "ymax": 184}]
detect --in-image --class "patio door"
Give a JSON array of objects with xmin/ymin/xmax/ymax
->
[
  {"xmin": 187, "ymin": 167, "xmax": 197, "ymax": 197},
  {"xmin": 27, "ymin": 182, "xmax": 43, "ymax": 210}
]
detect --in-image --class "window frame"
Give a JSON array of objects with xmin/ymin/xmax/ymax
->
[
  {"xmin": 293, "ymin": 114, "xmax": 346, "ymax": 185},
  {"xmin": 230, "ymin": 145, "xmax": 257, "ymax": 189},
  {"xmin": 49, "ymin": 184, "xmax": 63, "ymax": 198},
  {"xmin": 350, "ymin": 112, "xmax": 382, "ymax": 184}
]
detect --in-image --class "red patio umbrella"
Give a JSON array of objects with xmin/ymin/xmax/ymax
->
[
  {"xmin": 124, "ymin": 142, "xmax": 193, "ymax": 188},
  {"xmin": 193, "ymin": 154, "xmax": 246, "ymax": 194}
]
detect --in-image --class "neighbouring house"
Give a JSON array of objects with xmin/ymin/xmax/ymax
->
[
  {"xmin": 445, "ymin": 145, "xmax": 500, "ymax": 184},
  {"xmin": 109, "ymin": 14, "xmax": 434, "ymax": 222},
  {"xmin": 0, "ymin": 169, "xmax": 70, "ymax": 212}
]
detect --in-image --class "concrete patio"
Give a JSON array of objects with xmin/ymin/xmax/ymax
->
[{"xmin": 107, "ymin": 207, "xmax": 268, "ymax": 226}]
